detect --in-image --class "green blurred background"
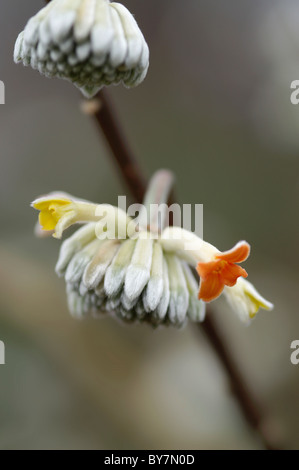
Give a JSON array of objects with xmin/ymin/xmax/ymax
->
[{"xmin": 0, "ymin": 0, "xmax": 298, "ymax": 449}]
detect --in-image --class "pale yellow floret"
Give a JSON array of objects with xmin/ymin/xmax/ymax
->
[{"xmin": 32, "ymin": 195, "xmax": 134, "ymax": 239}]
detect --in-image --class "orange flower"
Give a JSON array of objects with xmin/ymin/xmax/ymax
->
[{"xmin": 196, "ymin": 241, "xmax": 250, "ymax": 302}]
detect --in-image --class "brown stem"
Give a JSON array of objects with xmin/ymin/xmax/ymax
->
[
  {"xmin": 90, "ymin": 88, "xmax": 280, "ymax": 450},
  {"xmin": 91, "ymin": 92, "xmax": 147, "ymax": 203}
]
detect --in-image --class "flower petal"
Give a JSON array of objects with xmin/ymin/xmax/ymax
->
[
  {"xmin": 54, "ymin": 210, "xmax": 76, "ymax": 239},
  {"xmin": 216, "ymin": 241, "xmax": 250, "ymax": 263},
  {"xmin": 196, "ymin": 260, "xmax": 219, "ymax": 280},
  {"xmin": 220, "ymin": 262, "xmax": 248, "ymax": 287},
  {"xmin": 31, "ymin": 197, "xmax": 71, "ymax": 211},
  {"xmin": 223, "ymin": 278, "xmax": 273, "ymax": 323},
  {"xmin": 198, "ymin": 273, "xmax": 224, "ymax": 302},
  {"xmin": 39, "ymin": 209, "xmax": 57, "ymax": 231}
]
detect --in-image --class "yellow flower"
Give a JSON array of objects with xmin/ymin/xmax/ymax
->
[
  {"xmin": 223, "ymin": 277, "xmax": 273, "ymax": 324},
  {"xmin": 33, "ymin": 197, "xmax": 72, "ymax": 229},
  {"xmin": 31, "ymin": 193, "xmax": 133, "ymax": 239}
]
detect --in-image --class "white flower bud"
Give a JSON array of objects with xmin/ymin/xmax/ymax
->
[
  {"xmin": 166, "ymin": 254, "xmax": 189, "ymax": 326},
  {"xmin": 104, "ymin": 238, "xmax": 135, "ymax": 296},
  {"xmin": 55, "ymin": 222, "xmax": 97, "ymax": 276},
  {"xmin": 14, "ymin": 0, "xmax": 149, "ymax": 97},
  {"xmin": 153, "ymin": 258, "xmax": 170, "ymax": 322},
  {"xmin": 65, "ymin": 238, "xmax": 102, "ymax": 283},
  {"xmin": 82, "ymin": 239, "xmax": 120, "ymax": 289},
  {"xmin": 124, "ymin": 237, "xmax": 153, "ymax": 302},
  {"xmin": 182, "ymin": 263, "xmax": 206, "ymax": 323},
  {"xmin": 143, "ymin": 242, "xmax": 164, "ymax": 312}
]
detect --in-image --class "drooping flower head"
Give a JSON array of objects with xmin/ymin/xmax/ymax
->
[
  {"xmin": 31, "ymin": 172, "xmax": 273, "ymax": 327},
  {"xmin": 32, "ymin": 192, "xmax": 205, "ymax": 326},
  {"xmin": 14, "ymin": 0, "xmax": 149, "ymax": 97}
]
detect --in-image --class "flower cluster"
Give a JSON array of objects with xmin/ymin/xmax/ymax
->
[
  {"xmin": 57, "ymin": 225, "xmax": 205, "ymax": 326},
  {"xmin": 14, "ymin": 0, "xmax": 149, "ymax": 97},
  {"xmin": 32, "ymin": 194, "xmax": 273, "ymax": 326}
]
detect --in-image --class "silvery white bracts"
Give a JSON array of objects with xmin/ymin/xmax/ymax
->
[
  {"xmin": 57, "ymin": 224, "xmax": 206, "ymax": 327},
  {"xmin": 14, "ymin": 0, "xmax": 149, "ymax": 97}
]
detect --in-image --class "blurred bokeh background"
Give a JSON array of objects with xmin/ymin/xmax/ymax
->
[{"xmin": 0, "ymin": 0, "xmax": 299, "ymax": 449}]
